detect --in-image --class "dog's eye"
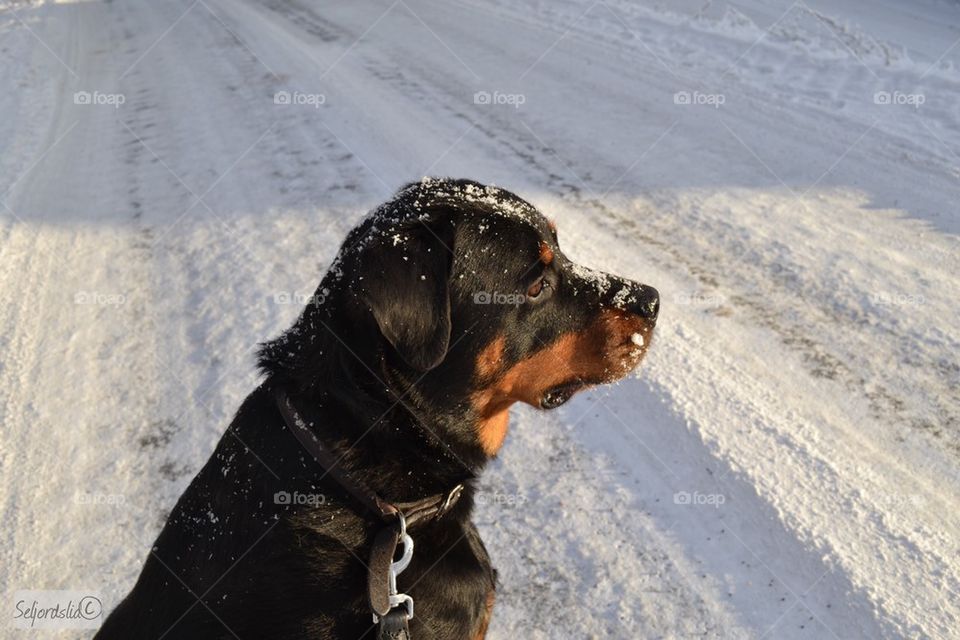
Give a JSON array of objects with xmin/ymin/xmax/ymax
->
[{"xmin": 527, "ymin": 277, "xmax": 546, "ymax": 299}]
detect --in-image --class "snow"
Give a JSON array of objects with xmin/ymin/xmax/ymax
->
[{"xmin": 1, "ymin": 0, "xmax": 958, "ymax": 638}]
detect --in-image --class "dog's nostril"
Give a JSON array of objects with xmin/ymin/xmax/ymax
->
[{"xmin": 624, "ymin": 285, "xmax": 659, "ymax": 320}]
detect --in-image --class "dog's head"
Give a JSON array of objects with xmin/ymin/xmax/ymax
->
[{"xmin": 262, "ymin": 178, "xmax": 658, "ymax": 460}]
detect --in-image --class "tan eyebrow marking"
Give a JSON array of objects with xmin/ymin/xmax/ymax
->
[{"xmin": 539, "ymin": 241, "xmax": 554, "ymax": 265}]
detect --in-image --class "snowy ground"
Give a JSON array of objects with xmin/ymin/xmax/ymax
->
[{"xmin": 1, "ymin": 0, "xmax": 958, "ymax": 638}]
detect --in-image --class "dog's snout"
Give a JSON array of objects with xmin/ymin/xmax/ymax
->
[{"xmin": 632, "ymin": 285, "xmax": 659, "ymax": 321}]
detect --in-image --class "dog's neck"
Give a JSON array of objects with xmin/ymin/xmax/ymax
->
[
  {"xmin": 282, "ymin": 357, "xmax": 482, "ymax": 505},
  {"xmin": 263, "ymin": 296, "xmax": 491, "ymax": 499},
  {"xmin": 380, "ymin": 359, "xmax": 490, "ymax": 473}
]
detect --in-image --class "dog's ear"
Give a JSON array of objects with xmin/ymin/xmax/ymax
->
[{"xmin": 358, "ymin": 221, "xmax": 453, "ymax": 371}]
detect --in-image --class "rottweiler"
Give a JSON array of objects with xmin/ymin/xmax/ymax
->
[{"xmin": 96, "ymin": 178, "xmax": 659, "ymax": 639}]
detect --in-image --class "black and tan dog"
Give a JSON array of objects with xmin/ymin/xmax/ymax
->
[{"xmin": 96, "ymin": 178, "xmax": 659, "ymax": 639}]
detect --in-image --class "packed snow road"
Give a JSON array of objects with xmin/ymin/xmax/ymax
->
[{"xmin": 1, "ymin": 0, "xmax": 958, "ymax": 638}]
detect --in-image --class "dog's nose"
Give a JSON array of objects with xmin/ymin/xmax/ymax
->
[{"xmin": 631, "ymin": 285, "xmax": 659, "ymax": 321}]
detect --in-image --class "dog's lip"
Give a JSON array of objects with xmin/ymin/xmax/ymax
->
[{"xmin": 540, "ymin": 380, "xmax": 592, "ymax": 409}]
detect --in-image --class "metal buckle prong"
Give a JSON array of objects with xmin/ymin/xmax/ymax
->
[{"xmin": 372, "ymin": 512, "xmax": 416, "ymax": 623}]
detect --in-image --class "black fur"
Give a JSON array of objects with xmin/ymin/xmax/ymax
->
[{"xmin": 96, "ymin": 178, "xmax": 658, "ymax": 639}]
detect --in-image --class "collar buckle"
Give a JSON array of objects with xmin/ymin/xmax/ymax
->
[{"xmin": 439, "ymin": 483, "xmax": 464, "ymax": 518}]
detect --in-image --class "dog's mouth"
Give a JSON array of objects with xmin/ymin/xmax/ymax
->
[
  {"xmin": 540, "ymin": 380, "xmax": 589, "ymax": 409},
  {"xmin": 539, "ymin": 332, "xmax": 654, "ymax": 410}
]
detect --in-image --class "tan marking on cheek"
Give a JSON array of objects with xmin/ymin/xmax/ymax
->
[
  {"xmin": 476, "ymin": 410, "xmax": 510, "ymax": 457},
  {"xmin": 539, "ymin": 241, "xmax": 554, "ymax": 265},
  {"xmin": 475, "ymin": 334, "xmax": 506, "ymax": 380},
  {"xmin": 470, "ymin": 335, "xmax": 582, "ymax": 447},
  {"xmin": 470, "ymin": 310, "xmax": 654, "ymax": 456},
  {"xmin": 495, "ymin": 334, "xmax": 581, "ymax": 405},
  {"xmin": 473, "ymin": 335, "xmax": 510, "ymax": 456}
]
